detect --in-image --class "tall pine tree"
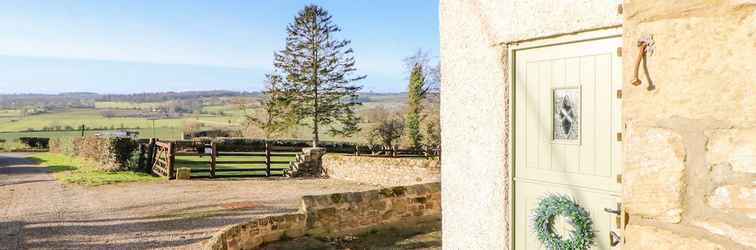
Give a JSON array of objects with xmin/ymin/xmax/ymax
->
[{"xmin": 274, "ymin": 5, "xmax": 365, "ymax": 147}]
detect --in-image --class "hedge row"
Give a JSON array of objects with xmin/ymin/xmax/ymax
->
[
  {"xmin": 18, "ymin": 137, "xmax": 50, "ymax": 149},
  {"xmin": 157, "ymin": 137, "xmax": 361, "ymax": 153},
  {"xmin": 50, "ymin": 137, "xmax": 139, "ymax": 172}
]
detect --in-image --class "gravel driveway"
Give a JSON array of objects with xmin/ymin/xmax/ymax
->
[{"xmin": 0, "ymin": 153, "xmax": 377, "ymax": 249}]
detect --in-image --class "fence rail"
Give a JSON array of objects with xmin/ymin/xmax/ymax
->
[
  {"xmin": 142, "ymin": 139, "xmax": 293, "ymax": 179},
  {"xmin": 150, "ymin": 140, "xmax": 175, "ymax": 179}
]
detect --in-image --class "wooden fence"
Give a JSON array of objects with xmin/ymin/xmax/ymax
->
[{"xmin": 142, "ymin": 139, "xmax": 296, "ymax": 179}]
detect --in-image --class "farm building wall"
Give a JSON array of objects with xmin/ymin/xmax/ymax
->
[
  {"xmin": 439, "ymin": 0, "xmax": 755, "ymax": 249},
  {"xmin": 439, "ymin": 0, "xmax": 622, "ymax": 248},
  {"xmin": 621, "ymin": 1, "xmax": 756, "ymax": 249}
]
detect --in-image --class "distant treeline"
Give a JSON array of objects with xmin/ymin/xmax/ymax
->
[
  {"xmin": 0, "ymin": 90, "xmax": 407, "ymax": 110},
  {"xmin": 0, "ymin": 90, "xmax": 259, "ymax": 109}
]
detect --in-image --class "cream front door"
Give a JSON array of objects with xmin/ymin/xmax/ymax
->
[{"xmin": 513, "ymin": 36, "xmax": 622, "ymax": 249}]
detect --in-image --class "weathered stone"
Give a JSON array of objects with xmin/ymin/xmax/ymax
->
[
  {"xmin": 706, "ymin": 129, "xmax": 756, "ymax": 174},
  {"xmin": 624, "ymin": 127, "xmax": 686, "ymax": 223},
  {"xmin": 693, "ymin": 220, "xmax": 756, "ymax": 248},
  {"xmin": 624, "ymin": 225, "xmax": 724, "ymax": 250},
  {"xmin": 708, "ymin": 184, "xmax": 756, "ymax": 219},
  {"xmin": 322, "ymin": 154, "xmax": 440, "ymax": 187}
]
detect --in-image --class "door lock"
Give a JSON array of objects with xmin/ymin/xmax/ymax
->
[{"xmin": 609, "ymin": 231, "xmax": 621, "ymax": 247}]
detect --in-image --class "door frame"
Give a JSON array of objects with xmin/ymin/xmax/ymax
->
[{"xmin": 507, "ymin": 27, "xmax": 623, "ymax": 249}]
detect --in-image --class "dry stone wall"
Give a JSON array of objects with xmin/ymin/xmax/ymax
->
[
  {"xmin": 622, "ymin": 1, "xmax": 756, "ymax": 249},
  {"xmin": 302, "ymin": 182, "xmax": 441, "ymax": 236},
  {"xmin": 203, "ymin": 182, "xmax": 441, "ymax": 250},
  {"xmin": 322, "ymin": 155, "xmax": 440, "ymax": 186}
]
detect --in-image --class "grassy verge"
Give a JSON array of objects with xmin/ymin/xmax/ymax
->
[{"xmin": 28, "ymin": 153, "xmax": 159, "ymax": 186}]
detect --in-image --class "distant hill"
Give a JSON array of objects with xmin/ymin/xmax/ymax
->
[{"xmin": 0, "ymin": 90, "xmax": 408, "ymax": 109}]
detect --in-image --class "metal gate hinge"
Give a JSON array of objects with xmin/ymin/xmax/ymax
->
[
  {"xmin": 617, "ymin": 133, "xmax": 623, "ymax": 142},
  {"xmin": 617, "ymin": 47, "xmax": 622, "ymax": 57},
  {"xmin": 616, "ymin": 90, "xmax": 623, "ymax": 99},
  {"xmin": 617, "ymin": 4, "xmax": 623, "ymax": 15}
]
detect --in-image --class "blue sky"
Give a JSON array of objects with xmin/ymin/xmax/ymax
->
[{"xmin": 0, "ymin": 1, "xmax": 439, "ymax": 94}]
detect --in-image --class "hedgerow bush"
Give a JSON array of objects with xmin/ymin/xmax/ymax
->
[
  {"xmin": 185, "ymin": 137, "xmax": 361, "ymax": 153},
  {"xmin": 50, "ymin": 136, "xmax": 139, "ymax": 172},
  {"xmin": 18, "ymin": 137, "xmax": 50, "ymax": 149}
]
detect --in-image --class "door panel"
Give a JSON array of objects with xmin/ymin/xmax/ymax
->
[{"xmin": 514, "ymin": 36, "xmax": 622, "ymax": 250}]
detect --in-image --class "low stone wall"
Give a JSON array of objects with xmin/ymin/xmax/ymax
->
[
  {"xmin": 203, "ymin": 182, "xmax": 441, "ymax": 250},
  {"xmin": 204, "ymin": 213, "xmax": 307, "ymax": 250},
  {"xmin": 322, "ymin": 155, "xmax": 440, "ymax": 186},
  {"xmin": 303, "ymin": 182, "xmax": 442, "ymax": 236}
]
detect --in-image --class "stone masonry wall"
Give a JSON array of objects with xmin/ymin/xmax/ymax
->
[
  {"xmin": 203, "ymin": 182, "xmax": 441, "ymax": 250},
  {"xmin": 203, "ymin": 213, "xmax": 307, "ymax": 250},
  {"xmin": 322, "ymin": 155, "xmax": 440, "ymax": 186},
  {"xmin": 302, "ymin": 182, "xmax": 441, "ymax": 237},
  {"xmin": 622, "ymin": 1, "xmax": 756, "ymax": 249}
]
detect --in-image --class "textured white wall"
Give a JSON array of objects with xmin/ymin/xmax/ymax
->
[
  {"xmin": 440, "ymin": 0, "xmax": 510, "ymax": 248},
  {"xmin": 439, "ymin": 0, "xmax": 622, "ymax": 249}
]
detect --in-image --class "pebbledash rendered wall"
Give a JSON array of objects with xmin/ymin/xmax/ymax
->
[
  {"xmin": 203, "ymin": 183, "xmax": 441, "ymax": 250},
  {"xmin": 439, "ymin": 0, "xmax": 755, "ymax": 249}
]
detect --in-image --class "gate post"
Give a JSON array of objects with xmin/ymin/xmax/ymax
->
[
  {"xmin": 168, "ymin": 142, "xmax": 176, "ymax": 179},
  {"xmin": 210, "ymin": 142, "xmax": 217, "ymax": 178},
  {"xmin": 265, "ymin": 140, "xmax": 272, "ymax": 177}
]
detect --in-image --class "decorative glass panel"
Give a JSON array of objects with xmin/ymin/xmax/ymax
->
[{"xmin": 553, "ymin": 87, "xmax": 581, "ymax": 144}]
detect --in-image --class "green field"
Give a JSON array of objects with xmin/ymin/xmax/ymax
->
[
  {"xmin": 0, "ymin": 93, "xmax": 412, "ymax": 151},
  {"xmin": 174, "ymin": 153, "xmax": 296, "ymax": 177}
]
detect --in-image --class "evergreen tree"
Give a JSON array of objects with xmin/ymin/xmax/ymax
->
[
  {"xmin": 246, "ymin": 74, "xmax": 295, "ymax": 140},
  {"xmin": 405, "ymin": 63, "xmax": 427, "ymax": 150},
  {"xmin": 273, "ymin": 5, "xmax": 365, "ymax": 147}
]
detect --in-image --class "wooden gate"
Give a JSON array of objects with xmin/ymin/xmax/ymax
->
[{"xmin": 152, "ymin": 141, "xmax": 175, "ymax": 179}]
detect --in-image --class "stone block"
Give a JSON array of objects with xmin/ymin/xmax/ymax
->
[
  {"xmin": 624, "ymin": 127, "xmax": 686, "ymax": 223},
  {"xmin": 176, "ymin": 167, "xmax": 191, "ymax": 180},
  {"xmin": 708, "ymin": 184, "xmax": 756, "ymax": 219},
  {"xmin": 693, "ymin": 220, "xmax": 756, "ymax": 249},
  {"xmin": 624, "ymin": 225, "xmax": 724, "ymax": 250},
  {"xmin": 706, "ymin": 129, "xmax": 756, "ymax": 174}
]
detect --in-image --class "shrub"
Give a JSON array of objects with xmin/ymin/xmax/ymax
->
[
  {"xmin": 57, "ymin": 136, "xmax": 139, "ymax": 172},
  {"xmin": 18, "ymin": 137, "xmax": 50, "ymax": 149}
]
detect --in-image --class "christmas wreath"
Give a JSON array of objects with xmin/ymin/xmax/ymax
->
[{"xmin": 531, "ymin": 195, "xmax": 594, "ymax": 250}]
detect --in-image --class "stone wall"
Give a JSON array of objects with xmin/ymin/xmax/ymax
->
[
  {"xmin": 621, "ymin": 1, "xmax": 756, "ymax": 249},
  {"xmin": 203, "ymin": 182, "xmax": 441, "ymax": 250},
  {"xmin": 204, "ymin": 213, "xmax": 307, "ymax": 250},
  {"xmin": 302, "ymin": 182, "xmax": 441, "ymax": 236},
  {"xmin": 322, "ymin": 155, "xmax": 439, "ymax": 186}
]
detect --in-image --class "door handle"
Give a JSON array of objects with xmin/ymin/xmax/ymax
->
[
  {"xmin": 604, "ymin": 207, "xmax": 620, "ymax": 215},
  {"xmin": 604, "ymin": 202, "xmax": 622, "ymax": 215},
  {"xmin": 609, "ymin": 231, "xmax": 621, "ymax": 247}
]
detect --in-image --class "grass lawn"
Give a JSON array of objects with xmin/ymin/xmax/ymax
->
[
  {"xmin": 28, "ymin": 153, "xmax": 159, "ymax": 186},
  {"xmin": 175, "ymin": 153, "xmax": 296, "ymax": 177}
]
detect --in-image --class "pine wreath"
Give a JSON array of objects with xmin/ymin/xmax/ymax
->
[{"xmin": 531, "ymin": 195, "xmax": 594, "ymax": 250}]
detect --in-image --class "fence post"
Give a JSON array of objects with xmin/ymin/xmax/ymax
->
[
  {"xmin": 146, "ymin": 138, "xmax": 156, "ymax": 172},
  {"xmin": 210, "ymin": 142, "xmax": 217, "ymax": 178},
  {"xmin": 265, "ymin": 140, "xmax": 271, "ymax": 177},
  {"xmin": 168, "ymin": 142, "xmax": 175, "ymax": 179},
  {"xmin": 137, "ymin": 144, "xmax": 146, "ymax": 171}
]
